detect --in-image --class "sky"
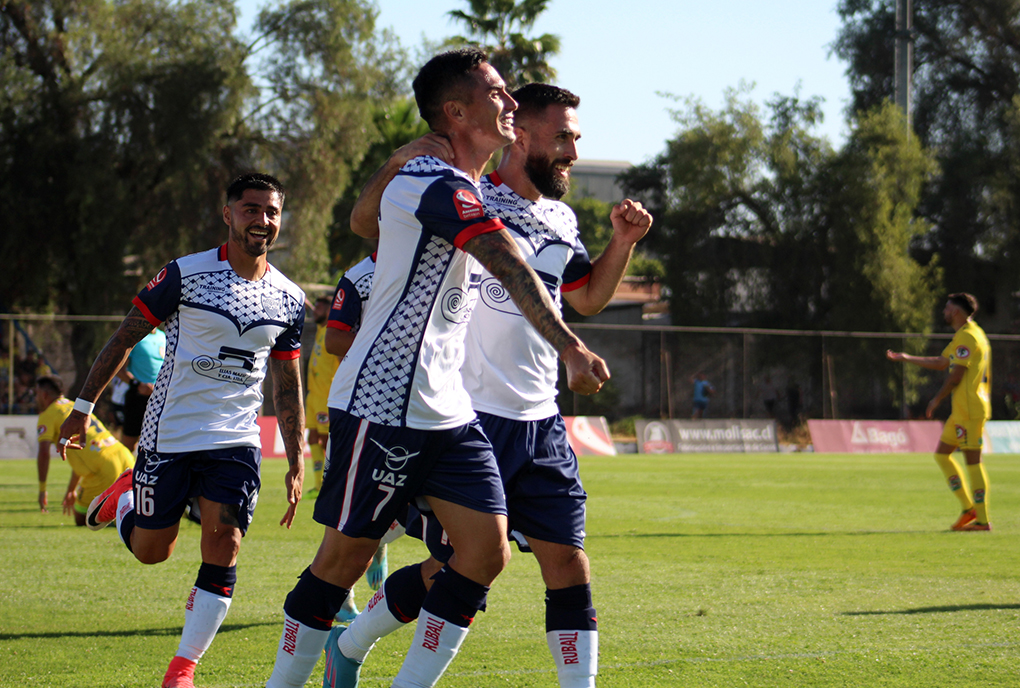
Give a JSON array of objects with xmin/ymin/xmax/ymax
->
[{"xmin": 236, "ymin": 0, "xmax": 854, "ymax": 165}]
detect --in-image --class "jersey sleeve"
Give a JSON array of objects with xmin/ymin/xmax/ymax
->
[
  {"xmin": 560, "ymin": 242, "xmax": 593, "ymax": 293},
  {"xmin": 327, "ymin": 275, "xmax": 363, "ymax": 333},
  {"xmin": 415, "ymin": 177, "xmax": 505, "ymax": 249},
  {"xmin": 948, "ymin": 331, "xmax": 978, "ymax": 367},
  {"xmin": 36, "ymin": 406, "xmax": 59, "ymax": 444},
  {"xmin": 270, "ymin": 300, "xmax": 304, "ymax": 361},
  {"xmin": 132, "ymin": 260, "xmax": 182, "ymax": 325}
]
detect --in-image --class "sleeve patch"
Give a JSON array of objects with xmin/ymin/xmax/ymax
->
[
  {"xmin": 332, "ymin": 288, "xmax": 346, "ymax": 311},
  {"xmin": 956, "ymin": 346, "xmax": 971, "ymax": 360},
  {"xmin": 146, "ymin": 267, "xmax": 168, "ymax": 291},
  {"xmin": 453, "ymin": 189, "xmax": 484, "ymax": 221}
]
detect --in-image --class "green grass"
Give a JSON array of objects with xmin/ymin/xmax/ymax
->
[{"xmin": 2, "ymin": 452, "xmax": 1020, "ymax": 687}]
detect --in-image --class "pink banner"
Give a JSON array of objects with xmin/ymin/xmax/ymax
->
[
  {"xmin": 563, "ymin": 416, "xmax": 617, "ymax": 456},
  {"xmin": 807, "ymin": 419, "xmax": 943, "ymax": 453}
]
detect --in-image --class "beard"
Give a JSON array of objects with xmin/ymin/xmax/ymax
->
[
  {"xmin": 524, "ymin": 153, "xmax": 571, "ymax": 200},
  {"xmin": 230, "ymin": 222, "xmax": 275, "ymax": 257}
]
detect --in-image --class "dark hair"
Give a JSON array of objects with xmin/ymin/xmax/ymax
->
[
  {"xmin": 226, "ymin": 173, "xmax": 286, "ymax": 205},
  {"xmin": 947, "ymin": 292, "xmax": 978, "ymax": 316},
  {"xmin": 511, "ymin": 83, "xmax": 580, "ymax": 121},
  {"xmin": 35, "ymin": 374, "xmax": 64, "ymax": 397},
  {"xmin": 413, "ymin": 47, "xmax": 489, "ymax": 129}
]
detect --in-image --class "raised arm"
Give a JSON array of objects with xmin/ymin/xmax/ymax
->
[
  {"xmin": 563, "ymin": 199, "xmax": 653, "ymax": 316},
  {"xmin": 462, "ymin": 229, "xmax": 609, "ymax": 395},
  {"xmin": 269, "ymin": 356, "xmax": 306, "ymax": 528},
  {"xmin": 57, "ymin": 307, "xmax": 155, "ymax": 457},
  {"xmin": 886, "ymin": 350, "xmax": 951, "ymax": 371},
  {"xmin": 351, "ymin": 134, "xmax": 455, "ymax": 239}
]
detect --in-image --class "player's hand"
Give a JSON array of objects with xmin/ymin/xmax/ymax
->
[
  {"xmin": 393, "ymin": 133, "xmax": 454, "ymax": 167},
  {"xmin": 62, "ymin": 491, "xmax": 75, "ymax": 515},
  {"xmin": 56, "ymin": 411, "xmax": 88, "ymax": 459},
  {"xmin": 280, "ymin": 461, "xmax": 304, "ymax": 529},
  {"xmin": 609, "ymin": 199, "xmax": 652, "ymax": 245},
  {"xmin": 926, "ymin": 397, "xmax": 939, "ymax": 419},
  {"xmin": 38, "ymin": 490, "xmax": 48, "ymax": 513},
  {"xmin": 886, "ymin": 350, "xmax": 905, "ymax": 362},
  {"xmin": 562, "ymin": 341, "xmax": 610, "ymax": 395}
]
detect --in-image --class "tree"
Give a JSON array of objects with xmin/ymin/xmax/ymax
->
[
  {"xmin": 445, "ymin": 0, "xmax": 560, "ymax": 88},
  {"xmin": 833, "ymin": 0, "xmax": 1020, "ymax": 322}
]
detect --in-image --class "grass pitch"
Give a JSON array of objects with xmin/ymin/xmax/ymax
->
[{"xmin": 2, "ymin": 451, "xmax": 1019, "ymax": 687}]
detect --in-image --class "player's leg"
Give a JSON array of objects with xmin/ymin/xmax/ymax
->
[
  {"xmin": 959, "ymin": 419, "xmax": 991, "ymax": 529},
  {"xmin": 529, "ymin": 538, "xmax": 598, "ymax": 688},
  {"xmin": 933, "ymin": 429, "xmax": 976, "ymax": 529}
]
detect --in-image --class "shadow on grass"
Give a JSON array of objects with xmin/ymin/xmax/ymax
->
[
  {"xmin": 843, "ymin": 603, "xmax": 1020, "ymax": 616},
  {"xmin": 0, "ymin": 620, "xmax": 278, "ymax": 641}
]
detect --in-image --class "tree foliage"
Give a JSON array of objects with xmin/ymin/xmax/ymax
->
[
  {"xmin": 445, "ymin": 0, "xmax": 560, "ymax": 88},
  {"xmin": 834, "ymin": 0, "xmax": 1020, "ymax": 316}
]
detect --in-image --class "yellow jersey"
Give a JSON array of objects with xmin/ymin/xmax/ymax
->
[
  {"xmin": 37, "ymin": 397, "xmax": 134, "ymax": 485},
  {"xmin": 306, "ymin": 324, "xmax": 339, "ymax": 404},
  {"xmin": 941, "ymin": 320, "xmax": 991, "ymax": 421}
]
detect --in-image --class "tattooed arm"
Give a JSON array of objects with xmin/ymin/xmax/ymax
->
[
  {"xmin": 57, "ymin": 307, "xmax": 155, "ymax": 457},
  {"xmin": 270, "ymin": 356, "xmax": 306, "ymax": 528},
  {"xmin": 462, "ymin": 229, "xmax": 610, "ymax": 395}
]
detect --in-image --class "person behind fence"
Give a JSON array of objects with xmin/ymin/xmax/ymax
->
[
  {"xmin": 35, "ymin": 374, "xmax": 135, "ymax": 525},
  {"xmin": 56, "ymin": 172, "xmax": 307, "ymax": 688},
  {"xmin": 115, "ymin": 326, "xmax": 166, "ymax": 452},
  {"xmin": 263, "ymin": 48, "xmax": 608, "ymax": 688},
  {"xmin": 886, "ymin": 292, "xmax": 992, "ymax": 531},
  {"xmin": 328, "ymin": 81, "xmax": 652, "ymax": 688},
  {"xmin": 691, "ymin": 372, "xmax": 715, "ymax": 419}
]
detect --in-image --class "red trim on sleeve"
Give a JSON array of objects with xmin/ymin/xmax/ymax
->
[
  {"xmin": 131, "ymin": 296, "xmax": 163, "ymax": 326},
  {"xmin": 270, "ymin": 349, "xmax": 301, "ymax": 361},
  {"xmin": 370, "ymin": 251, "xmax": 377, "ymax": 262},
  {"xmin": 453, "ymin": 218, "xmax": 505, "ymax": 249},
  {"xmin": 488, "ymin": 171, "xmax": 503, "ymax": 187},
  {"xmin": 218, "ymin": 244, "xmax": 228, "ymax": 261},
  {"xmin": 326, "ymin": 321, "xmax": 353, "ymax": 332},
  {"xmin": 560, "ymin": 273, "xmax": 591, "ymax": 293}
]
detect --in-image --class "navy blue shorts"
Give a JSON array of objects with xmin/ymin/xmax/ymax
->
[
  {"xmin": 402, "ymin": 413, "xmax": 587, "ymax": 556},
  {"xmin": 313, "ymin": 409, "xmax": 505, "ymax": 540},
  {"xmin": 132, "ymin": 446, "xmax": 261, "ymax": 533}
]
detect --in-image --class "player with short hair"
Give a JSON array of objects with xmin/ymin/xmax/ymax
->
[
  {"xmin": 264, "ymin": 49, "xmax": 608, "ymax": 688},
  {"xmin": 35, "ymin": 374, "xmax": 135, "ymax": 526},
  {"xmin": 324, "ymin": 82, "xmax": 651, "ymax": 688},
  {"xmin": 58, "ymin": 172, "xmax": 307, "ymax": 688},
  {"xmin": 887, "ymin": 292, "xmax": 992, "ymax": 531}
]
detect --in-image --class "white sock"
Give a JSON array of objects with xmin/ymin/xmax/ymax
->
[
  {"xmin": 176, "ymin": 587, "xmax": 231, "ymax": 661},
  {"xmin": 391, "ymin": 610, "xmax": 470, "ymax": 688},
  {"xmin": 547, "ymin": 629, "xmax": 598, "ymax": 688},
  {"xmin": 264, "ymin": 614, "xmax": 330, "ymax": 688},
  {"xmin": 338, "ymin": 586, "xmax": 408, "ymax": 662},
  {"xmin": 115, "ymin": 489, "xmax": 134, "ymax": 548}
]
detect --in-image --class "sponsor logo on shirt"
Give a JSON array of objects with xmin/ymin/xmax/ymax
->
[
  {"xmin": 147, "ymin": 267, "xmax": 167, "ymax": 291},
  {"xmin": 332, "ymin": 288, "xmax": 346, "ymax": 311},
  {"xmin": 956, "ymin": 346, "xmax": 971, "ymax": 359},
  {"xmin": 192, "ymin": 346, "xmax": 257, "ymax": 386},
  {"xmin": 453, "ymin": 189, "xmax": 484, "ymax": 220}
]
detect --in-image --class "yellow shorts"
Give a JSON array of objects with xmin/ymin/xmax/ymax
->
[
  {"xmin": 305, "ymin": 392, "xmax": 330, "ymax": 435},
  {"xmin": 940, "ymin": 416, "xmax": 986, "ymax": 451}
]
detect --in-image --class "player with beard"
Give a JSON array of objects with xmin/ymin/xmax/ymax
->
[{"xmin": 328, "ymin": 83, "xmax": 651, "ymax": 688}]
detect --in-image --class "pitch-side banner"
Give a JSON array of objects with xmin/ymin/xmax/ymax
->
[
  {"xmin": 635, "ymin": 419, "xmax": 779, "ymax": 454},
  {"xmin": 807, "ymin": 419, "xmax": 942, "ymax": 453},
  {"xmin": 984, "ymin": 421, "xmax": 1020, "ymax": 454}
]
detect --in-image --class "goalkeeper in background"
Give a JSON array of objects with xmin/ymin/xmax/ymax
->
[{"xmin": 886, "ymin": 292, "xmax": 992, "ymax": 531}]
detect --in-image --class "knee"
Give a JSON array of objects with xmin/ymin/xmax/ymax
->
[{"xmin": 134, "ymin": 545, "xmax": 172, "ymax": 565}]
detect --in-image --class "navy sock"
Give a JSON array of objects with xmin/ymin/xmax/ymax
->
[
  {"xmin": 118, "ymin": 509, "xmax": 135, "ymax": 554},
  {"xmin": 546, "ymin": 583, "xmax": 598, "ymax": 631},
  {"xmin": 195, "ymin": 562, "xmax": 237, "ymax": 598},
  {"xmin": 282, "ymin": 567, "xmax": 350, "ymax": 631},
  {"xmin": 383, "ymin": 563, "xmax": 429, "ymax": 623},
  {"xmin": 422, "ymin": 566, "xmax": 488, "ymax": 628}
]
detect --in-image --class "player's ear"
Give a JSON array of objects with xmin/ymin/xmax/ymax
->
[
  {"xmin": 222, "ymin": 205, "xmax": 231, "ymax": 227},
  {"xmin": 443, "ymin": 99, "xmax": 465, "ymax": 125}
]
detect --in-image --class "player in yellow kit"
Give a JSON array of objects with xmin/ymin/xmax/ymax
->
[
  {"xmin": 887, "ymin": 292, "xmax": 992, "ymax": 530},
  {"xmin": 305, "ymin": 295, "xmax": 340, "ymax": 498},
  {"xmin": 35, "ymin": 374, "xmax": 135, "ymax": 526}
]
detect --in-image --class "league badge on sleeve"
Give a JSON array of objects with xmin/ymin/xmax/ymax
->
[
  {"xmin": 453, "ymin": 189, "xmax": 484, "ymax": 221},
  {"xmin": 956, "ymin": 346, "xmax": 971, "ymax": 359}
]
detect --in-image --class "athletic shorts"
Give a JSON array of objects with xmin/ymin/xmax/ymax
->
[
  {"xmin": 941, "ymin": 416, "xmax": 986, "ymax": 451},
  {"xmin": 305, "ymin": 391, "xmax": 330, "ymax": 435},
  {"xmin": 132, "ymin": 446, "xmax": 261, "ymax": 533},
  {"xmin": 313, "ymin": 409, "xmax": 505, "ymax": 540},
  {"xmin": 122, "ymin": 384, "xmax": 150, "ymax": 436},
  {"xmin": 402, "ymin": 412, "xmax": 587, "ymax": 555}
]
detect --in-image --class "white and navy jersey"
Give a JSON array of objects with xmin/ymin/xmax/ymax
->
[
  {"xmin": 326, "ymin": 253, "xmax": 376, "ymax": 335},
  {"xmin": 328, "ymin": 156, "xmax": 505, "ymax": 430},
  {"xmin": 132, "ymin": 244, "xmax": 305, "ymax": 452},
  {"xmin": 463, "ymin": 171, "xmax": 593, "ymax": 421}
]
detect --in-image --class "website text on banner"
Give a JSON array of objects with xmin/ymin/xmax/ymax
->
[{"xmin": 635, "ymin": 419, "xmax": 779, "ymax": 454}]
